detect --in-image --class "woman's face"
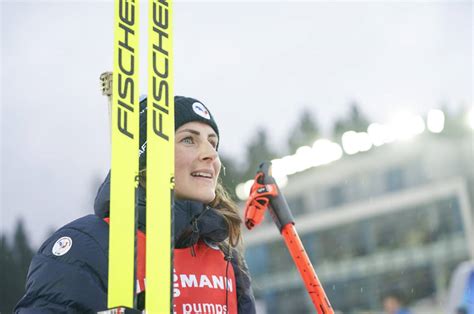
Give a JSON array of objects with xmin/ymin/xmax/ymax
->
[{"xmin": 175, "ymin": 121, "xmax": 221, "ymax": 203}]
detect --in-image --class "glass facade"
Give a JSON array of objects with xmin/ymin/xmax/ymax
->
[
  {"xmin": 286, "ymin": 195, "xmax": 306, "ymax": 216},
  {"xmin": 385, "ymin": 167, "xmax": 405, "ymax": 192},
  {"xmin": 307, "ymin": 159, "xmax": 427, "ymax": 211},
  {"xmin": 245, "ymin": 196, "xmax": 470, "ymax": 313}
]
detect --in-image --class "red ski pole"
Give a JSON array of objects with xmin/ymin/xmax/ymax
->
[{"xmin": 244, "ymin": 162, "xmax": 334, "ymax": 314}]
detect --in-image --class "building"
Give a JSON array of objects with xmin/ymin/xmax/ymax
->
[{"xmin": 243, "ymin": 130, "xmax": 473, "ymax": 313}]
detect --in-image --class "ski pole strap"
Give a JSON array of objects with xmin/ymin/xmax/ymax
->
[
  {"xmin": 244, "ymin": 172, "xmax": 278, "ymax": 229},
  {"xmin": 259, "ymin": 162, "xmax": 295, "ymax": 232},
  {"xmin": 244, "ymin": 162, "xmax": 295, "ymax": 232},
  {"xmin": 281, "ymin": 224, "xmax": 334, "ymax": 314}
]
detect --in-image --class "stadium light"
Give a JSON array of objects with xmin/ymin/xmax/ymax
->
[
  {"xmin": 312, "ymin": 139, "xmax": 343, "ymax": 166},
  {"xmin": 282, "ymin": 155, "xmax": 300, "ymax": 176},
  {"xmin": 357, "ymin": 132, "xmax": 373, "ymax": 152},
  {"xmin": 235, "ymin": 109, "xmax": 443, "ymax": 200},
  {"xmin": 391, "ymin": 112, "xmax": 425, "ymax": 140},
  {"xmin": 270, "ymin": 157, "xmax": 291, "ymax": 187},
  {"xmin": 271, "ymin": 158, "xmax": 286, "ymax": 179},
  {"xmin": 427, "ymin": 109, "xmax": 445, "ymax": 133},
  {"xmin": 295, "ymin": 146, "xmax": 315, "ymax": 172},
  {"xmin": 341, "ymin": 131, "xmax": 359, "ymax": 155},
  {"xmin": 236, "ymin": 179, "xmax": 255, "ymax": 201},
  {"xmin": 367, "ymin": 123, "xmax": 387, "ymax": 147},
  {"xmin": 235, "ymin": 182, "xmax": 246, "ymax": 201},
  {"xmin": 342, "ymin": 131, "xmax": 373, "ymax": 155},
  {"xmin": 274, "ymin": 175, "xmax": 288, "ymax": 188},
  {"xmin": 468, "ymin": 107, "xmax": 474, "ymax": 130},
  {"xmin": 328, "ymin": 142, "xmax": 344, "ymax": 162}
]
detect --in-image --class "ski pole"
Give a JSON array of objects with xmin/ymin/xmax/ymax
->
[{"xmin": 244, "ymin": 161, "xmax": 334, "ymax": 314}]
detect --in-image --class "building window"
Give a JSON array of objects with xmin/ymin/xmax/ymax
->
[
  {"xmin": 301, "ymin": 233, "xmax": 320, "ymax": 263},
  {"xmin": 266, "ymin": 287, "xmax": 311, "ymax": 314},
  {"xmin": 328, "ymin": 184, "xmax": 346, "ymax": 207},
  {"xmin": 267, "ymin": 240, "xmax": 293, "ymax": 273},
  {"xmin": 286, "ymin": 195, "xmax": 305, "ymax": 216},
  {"xmin": 438, "ymin": 197, "xmax": 464, "ymax": 237},
  {"xmin": 245, "ymin": 244, "xmax": 268, "ymax": 277},
  {"xmin": 385, "ymin": 167, "xmax": 405, "ymax": 192}
]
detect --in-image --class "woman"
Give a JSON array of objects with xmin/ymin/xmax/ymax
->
[{"xmin": 15, "ymin": 96, "xmax": 256, "ymax": 313}]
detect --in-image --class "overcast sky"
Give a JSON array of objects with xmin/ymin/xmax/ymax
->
[{"xmin": 1, "ymin": 0, "xmax": 472, "ymax": 247}]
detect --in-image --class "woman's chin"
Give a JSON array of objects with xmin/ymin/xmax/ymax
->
[{"xmin": 175, "ymin": 191, "xmax": 215, "ymax": 204}]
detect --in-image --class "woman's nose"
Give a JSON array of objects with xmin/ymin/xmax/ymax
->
[{"xmin": 200, "ymin": 142, "xmax": 218, "ymax": 161}]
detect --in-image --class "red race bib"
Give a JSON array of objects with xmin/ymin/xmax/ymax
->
[
  {"xmin": 173, "ymin": 242, "xmax": 238, "ymax": 314},
  {"xmin": 105, "ymin": 218, "xmax": 237, "ymax": 313}
]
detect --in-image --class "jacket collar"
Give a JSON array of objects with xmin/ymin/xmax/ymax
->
[{"xmin": 93, "ymin": 170, "xmax": 229, "ymax": 245}]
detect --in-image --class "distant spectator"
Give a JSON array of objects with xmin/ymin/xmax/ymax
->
[
  {"xmin": 446, "ymin": 261, "xmax": 474, "ymax": 314},
  {"xmin": 456, "ymin": 306, "xmax": 468, "ymax": 314},
  {"xmin": 382, "ymin": 291, "xmax": 412, "ymax": 314}
]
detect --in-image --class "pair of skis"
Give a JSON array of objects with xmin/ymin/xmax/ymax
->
[
  {"xmin": 100, "ymin": 0, "xmax": 174, "ymax": 313},
  {"xmin": 102, "ymin": 1, "xmax": 331, "ymax": 312}
]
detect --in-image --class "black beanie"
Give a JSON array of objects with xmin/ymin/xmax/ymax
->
[{"xmin": 138, "ymin": 96, "xmax": 219, "ymax": 170}]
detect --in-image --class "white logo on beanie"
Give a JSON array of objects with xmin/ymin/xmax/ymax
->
[{"xmin": 192, "ymin": 102, "xmax": 211, "ymax": 120}]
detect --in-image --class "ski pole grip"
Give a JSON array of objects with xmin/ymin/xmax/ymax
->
[{"xmin": 259, "ymin": 161, "xmax": 295, "ymax": 232}]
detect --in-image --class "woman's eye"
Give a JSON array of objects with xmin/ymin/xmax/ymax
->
[{"xmin": 181, "ymin": 137, "xmax": 193, "ymax": 144}]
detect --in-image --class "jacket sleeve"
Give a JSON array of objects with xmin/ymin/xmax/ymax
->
[
  {"xmin": 232, "ymin": 251, "xmax": 257, "ymax": 314},
  {"xmin": 14, "ymin": 222, "xmax": 109, "ymax": 313}
]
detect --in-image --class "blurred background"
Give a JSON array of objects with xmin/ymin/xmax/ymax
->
[{"xmin": 1, "ymin": 0, "xmax": 472, "ymax": 313}]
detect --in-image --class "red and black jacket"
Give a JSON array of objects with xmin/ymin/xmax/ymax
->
[{"xmin": 15, "ymin": 171, "xmax": 256, "ymax": 313}]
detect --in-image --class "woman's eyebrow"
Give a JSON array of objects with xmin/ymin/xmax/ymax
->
[
  {"xmin": 177, "ymin": 129, "xmax": 200, "ymax": 135},
  {"xmin": 177, "ymin": 129, "xmax": 218, "ymax": 138}
]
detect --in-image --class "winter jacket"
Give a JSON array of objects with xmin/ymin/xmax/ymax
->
[{"xmin": 15, "ymin": 172, "xmax": 256, "ymax": 313}]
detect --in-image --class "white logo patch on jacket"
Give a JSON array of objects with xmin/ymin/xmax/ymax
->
[{"xmin": 52, "ymin": 237, "xmax": 73, "ymax": 256}]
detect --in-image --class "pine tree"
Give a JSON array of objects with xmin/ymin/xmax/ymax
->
[
  {"xmin": 243, "ymin": 127, "xmax": 277, "ymax": 181},
  {"xmin": 332, "ymin": 101, "xmax": 370, "ymax": 141},
  {"xmin": 287, "ymin": 108, "xmax": 320, "ymax": 154},
  {"xmin": 438, "ymin": 104, "xmax": 472, "ymax": 138},
  {"xmin": 0, "ymin": 220, "xmax": 34, "ymax": 313},
  {"xmin": 12, "ymin": 220, "xmax": 34, "ymax": 276},
  {"xmin": 219, "ymin": 154, "xmax": 243, "ymax": 200},
  {"xmin": 0, "ymin": 234, "xmax": 14, "ymax": 313}
]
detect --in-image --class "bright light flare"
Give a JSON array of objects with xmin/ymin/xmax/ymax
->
[
  {"xmin": 391, "ymin": 112, "xmax": 425, "ymax": 140},
  {"xmin": 341, "ymin": 131, "xmax": 359, "ymax": 155},
  {"xmin": 271, "ymin": 158, "xmax": 286, "ymax": 179},
  {"xmin": 272, "ymin": 139, "xmax": 343, "ymax": 177},
  {"xmin": 427, "ymin": 109, "xmax": 445, "ymax": 133},
  {"xmin": 468, "ymin": 107, "xmax": 474, "ymax": 130},
  {"xmin": 235, "ymin": 171, "xmax": 288, "ymax": 201},
  {"xmin": 281, "ymin": 155, "xmax": 299, "ymax": 176},
  {"xmin": 312, "ymin": 139, "xmax": 343, "ymax": 165},
  {"xmin": 342, "ymin": 131, "xmax": 372, "ymax": 155},
  {"xmin": 274, "ymin": 175, "xmax": 288, "ymax": 188},
  {"xmin": 236, "ymin": 179, "xmax": 254, "ymax": 201},
  {"xmin": 295, "ymin": 146, "xmax": 314, "ymax": 172},
  {"xmin": 357, "ymin": 132, "xmax": 372, "ymax": 152},
  {"xmin": 367, "ymin": 123, "xmax": 394, "ymax": 146}
]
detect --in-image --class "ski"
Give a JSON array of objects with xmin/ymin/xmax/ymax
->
[
  {"xmin": 146, "ymin": 0, "xmax": 174, "ymax": 312},
  {"xmin": 109, "ymin": 0, "xmax": 140, "ymax": 309}
]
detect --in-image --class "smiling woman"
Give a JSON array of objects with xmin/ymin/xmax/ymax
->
[
  {"xmin": 14, "ymin": 96, "xmax": 256, "ymax": 313},
  {"xmin": 175, "ymin": 122, "xmax": 221, "ymax": 203}
]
